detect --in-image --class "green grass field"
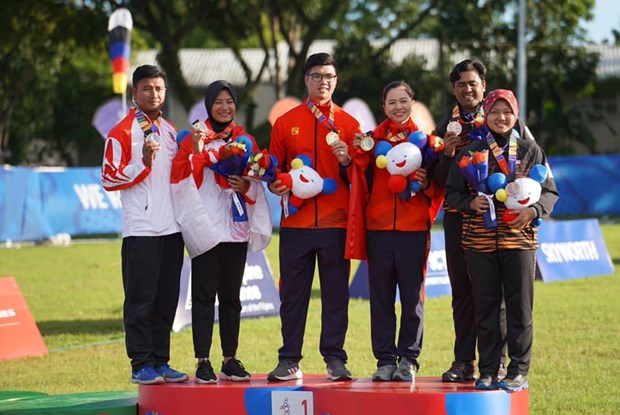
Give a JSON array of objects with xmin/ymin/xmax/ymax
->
[{"xmin": 1, "ymin": 222, "xmax": 619, "ymax": 414}]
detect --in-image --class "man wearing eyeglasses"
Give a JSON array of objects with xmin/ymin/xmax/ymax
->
[{"xmin": 267, "ymin": 53, "xmax": 361, "ymax": 382}]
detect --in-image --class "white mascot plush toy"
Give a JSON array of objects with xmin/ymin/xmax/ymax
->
[
  {"xmin": 488, "ymin": 164, "xmax": 548, "ymax": 225},
  {"xmin": 374, "ymin": 130, "xmax": 427, "ymax": 194},
  {"xmin": 276, "ymin": 154, "xmax": 337, "ymax": 215}
]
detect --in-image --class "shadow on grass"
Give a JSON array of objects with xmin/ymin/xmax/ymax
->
[{"xmin": 38, "ymin": 318, "xmax": 123, "ymax": 336}]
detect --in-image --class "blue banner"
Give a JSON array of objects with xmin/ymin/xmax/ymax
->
[
  {"xmin": 547, "ymin": 154, "xmax": 620, "ymax": 216},
  {"xmin": 0, "ymin": 166, "xmax": 121, "ymax": 242},
  {"xmin": 349, "ymin": 231, "xmax": 452, "ymax": 300},
  {"xmin": 536, "ymin": 219, "xmax": 614, "ymax": 282}
]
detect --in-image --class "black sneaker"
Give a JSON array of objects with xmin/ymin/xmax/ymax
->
[
  {"xmin": 474, "ymin": 374, "xmax": 499, "ymax": 390},
  {"xmin": 442, "ymin": 361, "xmax": 476, "ymax": 383},
  {"xmin": 326, "ymin": 359, "xmax": 352, "ymax": 381},
  {"xmin": 220, "ymin": 357, "xmax": 251, "ymax": 381},
  {"xmin": 499, "ymin": 374, "xmax": 529, "ymax": 392},
  {"xmin": 267, "ymin": 359, "xmax": 303, "ymax": 381},
  {"xmin": 195, "ymin": 359, "xmax": 217, "ymax": 384}
]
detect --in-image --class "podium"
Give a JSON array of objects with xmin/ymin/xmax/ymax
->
[{"xmin": 138, "ymin": 374, "xmax": 528, "ymax": 415}]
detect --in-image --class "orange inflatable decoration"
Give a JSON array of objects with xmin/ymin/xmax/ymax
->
[{"xmin": 268, "ymin": 97, "xmax": 301, "ymax": 126}]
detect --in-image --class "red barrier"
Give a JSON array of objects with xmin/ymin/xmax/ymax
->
[{"xmin": 0, "ymin": 277, "xmax": 48, "ymax": 361}]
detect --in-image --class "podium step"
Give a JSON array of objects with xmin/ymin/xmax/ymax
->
[{"xmin": 138, "ymin": 374, "xmax": 528, "ymax": 415}]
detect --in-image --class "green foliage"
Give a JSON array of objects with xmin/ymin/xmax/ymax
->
[
  {"xmin": 0, "ymin": 0, "xmax": 109, "ymax": 165},
  {"xmin": 0, "ymin": 223, "xmax": 618, "ymax": 414},
  {"xmin": 333, "ymin": 38, "xmax": 445, "ymax": 123}
]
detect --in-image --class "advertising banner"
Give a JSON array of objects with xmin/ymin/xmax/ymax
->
[
  {"xmin": 172, "ymin": 251, "xmax": 281, "ymax": 332},
  {"xmin": 536, "ymin": 219, "xmax": 614, "ymax": 282},
  {"xmin": 350, "ymin": 231, "xmax": 452, "ymax": 300}
]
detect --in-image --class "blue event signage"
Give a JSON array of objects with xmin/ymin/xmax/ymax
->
[
  {"xmin": 0, "ymin": 166, "xmax": 121, "ymax": 242},
  {"xmin": 536, "ymin": 219, "xmax": 614, "ymax": 282},
  {"xmin": 349, "ymin": 231, "xmax": 452, "ymax": 300},
  {"xmin": 172, "ymin": 251, "xmax": 281, "ymax": 332}
]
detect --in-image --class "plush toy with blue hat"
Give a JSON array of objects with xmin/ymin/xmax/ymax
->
[
  {"xmin": 276, "ymin": 154, "xmax": 337, "ymax": 215},
  {"xmin": 374, "ymin": 130, "xmax": 428, "ymax": 194},
  {"xmin": 488, "ymin": 164, "xmax": 548, "ymax": 226}
]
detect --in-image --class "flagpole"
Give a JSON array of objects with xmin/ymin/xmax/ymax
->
[
  {"xmin": 122, "ymin": 90, "xmax": 127, "ymax": 116},
  {"xmin": 517, "ymin": 0, "xmax": 527, "ymax": 120}
]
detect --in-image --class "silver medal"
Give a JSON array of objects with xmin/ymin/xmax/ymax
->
[
  {"xmin": 446, "ymin": 121, "xmax": 462, "ymax": 135},
  {"xmin": 145, "ymin": 132, "xmax": 161, "ymax": 144},
  {"xmin": 193, "ymin": 121, "xmax": 207, "ymax": 133}
]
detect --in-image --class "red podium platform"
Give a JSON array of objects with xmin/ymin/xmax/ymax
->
[{"xmin": 138, "ymin": 374, "xmax": 528, "ymax": 415}]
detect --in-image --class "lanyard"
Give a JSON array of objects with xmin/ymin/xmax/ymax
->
[
  {"xmin": 305, "ymin": 98, "xmax": 335, "ymax": 132},
  {"xmin": 385, "ymin": 129, "xmax": 409, "ymax": 143},
  {"xmin": 485, "ymin": 130, "xmax": 518, "ymax": 178},
  {"xmin": 134, "ymin": 109, "xmax": 159, "ymax": 137},
  {"xmin": 451, "ymin": 104, "xmax": 485, "ymax": 128}
]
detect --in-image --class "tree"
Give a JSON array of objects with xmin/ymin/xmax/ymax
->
[
  {"xmin": 0, "ymin": 0, "xmax": 108, "ymax": 165},
  {"xmin": 114, "ymin": 0, "xmax": 211, "ymax": 112}
]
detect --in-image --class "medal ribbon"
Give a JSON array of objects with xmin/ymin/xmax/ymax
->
[
  {"xmin": 205, "ymin": 120, "xmax": 237, "ymax": 142},
  {"xmin": 386, "ymin": 129, "xmax": 409, "ymax": 143},
  {"xmin": 305, "ymin": 98, "xmax": 335, "ymax": 132},
  {"xmin": 451, "ymin": 105, "xmax": 485, "ymax": 128},
  {"xmin": 485, "ymin": 130, "xmax": 518, "ymax": 179},
  {"xmin": 135, "ymin": 109, "xmax": 159, "ymax": 137}
]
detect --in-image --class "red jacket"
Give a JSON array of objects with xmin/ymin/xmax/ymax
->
[
  {"xmin": 269, "ymin": 100, "xmax": 360, "ymax": 229},
  {"xmin": 365, "ymin": 119, "xmax": 442, "ymax": 231},
  {"xmin": 346, "ymin": 118, "xmax": 443, "ymax": 259}
]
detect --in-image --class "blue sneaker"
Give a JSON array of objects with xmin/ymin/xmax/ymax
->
[
  {"xmin": 131, "ymin": 366, "xmax": 164, "ymax": 385},
  {"xmin": 154, "ymin": 364, "xmax": 189, "ymax": 383},
  {"xmin": 474, "ymin": 374, "xmax": 499, "ymax": 390}
]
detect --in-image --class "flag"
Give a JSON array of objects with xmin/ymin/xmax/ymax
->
[{"xmin": 108, "ymin": 8, "xmax": 133, "ymax": 94}]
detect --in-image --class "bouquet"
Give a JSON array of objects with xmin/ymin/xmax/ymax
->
[
  {"xmin": 208, "ymin": 137, "xmax": 252, "ymax": 179},
  {"xmin": 458, "ymin": 149, "xmax": 497, "ymax": 228},
  {"xmin": 243, "ymin": 149, "xmax": 278, "ymax": 183},
  {"xmin": 208, "ymin": 136, "xmax": 253, "ymax": 222},
  {"xmin": 457, "ymin": 149, "xmax": 489, "ymax": 194}
]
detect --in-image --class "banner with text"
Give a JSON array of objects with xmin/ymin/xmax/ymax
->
[
  {"xmin": 349, "ymin": 231, "xmax": 451, "ymax": 300},
  {"xmin": 172, "ymin": 251, "xmax": 281, "ymax": 332},
  {"xmin": 0, "ymin": 166, "xmax": 121, "ymax": 242},
  {"xmin": 536, "ymin": 219, "xmax": 614, "ymax": 282}
]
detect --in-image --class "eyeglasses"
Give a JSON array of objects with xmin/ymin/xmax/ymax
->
[{"xmin": 307, "ymin": 73, "xmax": 337, "ymax": 83}]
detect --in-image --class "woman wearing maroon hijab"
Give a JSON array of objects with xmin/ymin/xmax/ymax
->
[{"xmin": 445, "ymin": 90, "xmax": 559, "ymax": 392}]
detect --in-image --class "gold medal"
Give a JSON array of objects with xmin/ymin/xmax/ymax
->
[
  {"xmin": 446, "ymin": 121, "xmax": 462, "ymax": 135},
  {"xmin": 145, "ymin": 132, "xmax": 161, "ymax": 144},
  {"xmin": 326, "ymin": 131, "xmax": 340, "ymax": 146},
  {"xmin": 360, "ymin": 135, "xmax": 375, "ymax": 151}
]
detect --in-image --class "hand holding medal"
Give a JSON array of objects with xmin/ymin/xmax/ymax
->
[
  {"xmin": 443, "ymin": 122, "xmax": 462, "ymax": 158},
  {"xmin": 142, "ymin": 134, "xmax": 160, "ymax": 167},
  {"xmin": 327, "ymin": 131, "xmax": 351, "ymax": 165},
  {"xmin": 191, "ymin": 120, "xmax": 208, "ymax": 154}
]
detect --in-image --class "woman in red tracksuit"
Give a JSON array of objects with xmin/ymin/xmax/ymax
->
[{"xmin": 352, "ymin": 81, "xmax": 442, "ymax": 382}]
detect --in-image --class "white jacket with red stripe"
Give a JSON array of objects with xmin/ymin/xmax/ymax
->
[{"xmin": 101, "ymin": 108, "xmax": 180, "ymax": 237}]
